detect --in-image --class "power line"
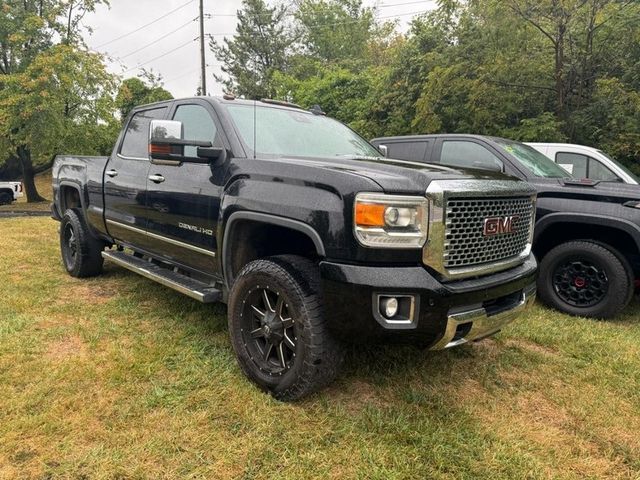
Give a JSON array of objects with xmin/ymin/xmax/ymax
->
[
  {"xmin": 122, "ymin": 38, "xmax": 196, "ymax": 74},
  {"xmin": 119, "ymin": 18, "xmax": 196, "ymax": 60},
  {"xmin": 208, "ymin": 9, "xmax": 432, "ymax": 36},
  {"xmin": 210, "ymin": 0, "xmax": 430, "ymax": 18},
  {"xmin": 95, "ymin": 0, "xmax": 196, "ymax": 49}
]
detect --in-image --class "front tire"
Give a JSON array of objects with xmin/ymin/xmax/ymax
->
[
  {"xmin": 228, "ymin": 255, "xmax": 344, "ymax": 401},
  {"xmin": 60, "ymin": 208, "xmax": 105, "ymax": 278},
  {"xmin": 538, "ymin": 241, "xmax": 633, "ymax": 319}
]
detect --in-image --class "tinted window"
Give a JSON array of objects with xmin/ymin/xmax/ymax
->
[
  {"xmin": 120, "ymin": 108, "xmax": 167, "ymax": 158},
  {"xmin": 494, "ymin": 139, "xmax": 568, "ymax": 178},
  {"xmin": 440, "ymin": 141, "xmax": 503, "ymax": 171},
  {"xmin": 386, "ymin": 141, "xmax": 428, "ymax": 162},
  {"xmin": 556, "ymin": 152, "xmax": 587, "ymax": 178},
  {"xmin": 173, "ymin": 104, "xmax": 219, "ymax": 157},
  {"xmin": 589, "ymin": 159, "xmax": 619, "ymax": 181},
  {"xmin": 225, "ymin": 104, "xmax": 380, "ymax": 158}
]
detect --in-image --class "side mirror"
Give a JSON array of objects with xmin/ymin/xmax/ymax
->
[
  {"xmin": 378, "ymin": 145, "xmax": 388, "ymax": 157},
  {"xmin": 149, "ymin": 119, "xmax": 216, "ymax": 163}
]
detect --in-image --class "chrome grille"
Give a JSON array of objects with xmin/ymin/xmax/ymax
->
[{"xmin": 444, "ymin": 197, "xmax": 534, "ymax": 269}]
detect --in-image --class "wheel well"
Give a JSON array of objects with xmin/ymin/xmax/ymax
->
[
  {"xmin": 224, "ymin": 220, "xmax": 321, "ymax": 284},
  {"xmin": 534, "ymin": 223, "xmax": 639, "ymax": 267},
  {"xmin": 0, "ymin": 188, "xmax": 12, "ymax": 197},
  {"xmin": 60, "ymin": 186, "xmax": 81, "ymax": 212}
]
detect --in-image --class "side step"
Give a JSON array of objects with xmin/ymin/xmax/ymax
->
[{"xmin": 102, "ymin": 250, "xmax": 222, "ymax": 303}]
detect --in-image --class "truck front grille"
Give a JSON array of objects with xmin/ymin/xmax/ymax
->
[{"xmin": 444, "ymin": 197, "xmax": 534, "ymax": 269}]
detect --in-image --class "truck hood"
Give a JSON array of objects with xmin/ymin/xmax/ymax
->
[
  {"xmin": 277, "ymin": 155, "xmax": 520, "ymax": 193},
  {"xmin": 532, "ymin": 177, "xmax": 640, "ymax": 203}
]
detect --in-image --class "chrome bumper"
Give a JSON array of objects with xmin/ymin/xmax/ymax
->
[{"xmin": 431, "ymin": 283, "xmax": 536, "ymax": 350}]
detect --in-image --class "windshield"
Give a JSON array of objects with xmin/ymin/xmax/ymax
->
[
  {"xmin": 494, "ymin": 139, "xmax": 570, "ymax": 178},
  {"xmin": 598, "ymin": 150, "xmax": 640, "ymax": 183},
  {"xmin": 225, "ymin": 104, "xmax": 381, "ymax": 158}
]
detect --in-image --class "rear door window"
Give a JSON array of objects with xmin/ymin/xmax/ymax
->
[
  {"xmin": 556, "ymin": 152, "xmax": 587, "ymax": 177},
  {"xmin": 440, "ymin": 141, "xmax": 503, "ymax": 171},
  {"xmin": 555, "ymin": 152, "xmax": 619, "ymax": 181},
  {"xmin": 120, "ymin": 107, "xmax": 167, "ymax": 159},
  {"xmin": 385, "ymin": 141, "xmax": 429, "ymax": 162}
]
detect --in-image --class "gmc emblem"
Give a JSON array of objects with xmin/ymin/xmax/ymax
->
[{"xmin": 483, "ymin": 216, "xmax": 519, "ymax": 236}]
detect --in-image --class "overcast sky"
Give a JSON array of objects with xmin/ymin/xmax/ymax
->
[{"xmin": 82, "ymin": 0, "xmax": 437, "ymax": 98}]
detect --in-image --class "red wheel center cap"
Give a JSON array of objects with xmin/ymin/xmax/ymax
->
[{"xmin": 574, "ymin": 277, "xmax": 586, "ymax": 288}]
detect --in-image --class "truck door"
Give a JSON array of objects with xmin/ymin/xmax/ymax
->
[
  {"xmin": 103, "ymin": 106, "xmax": 168, "ymax": 251},
  {"xmin": 144, "ymin": 100, "xmax": 227, "ymax": 276}
]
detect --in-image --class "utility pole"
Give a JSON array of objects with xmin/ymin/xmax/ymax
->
[{"xmin": 199, "ymin": 0, "xmax": 207, "ymax": 96}]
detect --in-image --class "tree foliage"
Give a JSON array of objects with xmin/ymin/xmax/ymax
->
[
  {"xmin": 0, "ymin": 0, "xmax": 114, "ymax": 201},
  {"xmin": 210, "ymin": 0, "xmax": 294, "ymax": 98},
  {"xmin": 115, "ymin": 73, "xmax": 173, "ymax": 121}
]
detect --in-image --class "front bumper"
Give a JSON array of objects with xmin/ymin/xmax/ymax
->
[
  {"xmin": 319, "ymin": 254, "xmax": 537, "ymax": 347},
  {"xmin": 431, "ymin": 283, "xmax": 536, "ymax": 349}
]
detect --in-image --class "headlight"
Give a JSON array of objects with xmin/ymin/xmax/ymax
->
[{"xmin": 354, "ymin": 193, "xmax": 428, "ymax": 248}]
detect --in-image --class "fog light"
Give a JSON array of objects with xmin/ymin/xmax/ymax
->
[{"xmin": 381, "ymin": 297, "xmax": 399, "ymax": 318}]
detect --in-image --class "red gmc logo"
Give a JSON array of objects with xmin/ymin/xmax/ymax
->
[{"xmin": 483, "ymin": 216, "xmax": 519, "ymax": 236}]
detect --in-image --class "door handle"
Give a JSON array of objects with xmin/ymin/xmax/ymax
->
[
  {"xmin": 105, "ymin": 169, "xmax": 118, "ymax": 178},
  {"xmin": 148, "ymin": 174, "xmax": 165, "ymax": 184}
]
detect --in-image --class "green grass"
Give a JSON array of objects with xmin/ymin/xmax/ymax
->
[{"xmin": 1, "ymin": 217, "xmax": 639, "ymax": 479}]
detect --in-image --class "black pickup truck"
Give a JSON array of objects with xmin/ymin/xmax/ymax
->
[
  {"xmin": 372, "ymin": 134, "xmax": 640, "ymax": 319},
  {"xmin": 52, "ymin": 97, "xmax": 537, "ymax": 400}
]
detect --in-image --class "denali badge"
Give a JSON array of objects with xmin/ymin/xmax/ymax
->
[{"xmin": 483, "ymin": 216, "xmax": 519, "ymax": 236}]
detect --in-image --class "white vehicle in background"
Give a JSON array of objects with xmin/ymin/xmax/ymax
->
[
  {"xmin": 0, "ymin": 181, "xmax": 24, "ymax": 205},
  {"xmin": 527, "ymin": 143, "xmax": 639, "ymax": 185}
]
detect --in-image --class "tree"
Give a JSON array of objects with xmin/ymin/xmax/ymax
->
[
  {"xmin": 210, "ymin": 0, "xmax": 295, "ymax": 98},
  {"xmin": 295, "ymin": 0, "xmax": 376, "ymax": 65},
  {"xmin": 115, "ymin": 72, "xmax": 173, "ymax": 121},
  {"xmin": 0, "ymin": 45, "xmax": 118, "ymax": 198},
  {"xmin": 0, "ymin": 0, "xmax": 110, "ymax": 201}
]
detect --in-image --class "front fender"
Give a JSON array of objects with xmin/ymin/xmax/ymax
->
[{"xmin": 534, "ymin": 212, "xmax": 640, "ymax": 250}]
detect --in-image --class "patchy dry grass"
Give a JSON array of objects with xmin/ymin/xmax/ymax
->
[{"xmin": 1, "ymin": 217, "xmax": 639, "ymax": 479}]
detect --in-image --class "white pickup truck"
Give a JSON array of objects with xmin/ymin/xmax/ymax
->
[
  {"xmin": 0, "ymin": 181, "xmax": 24, "ymax": 205},
  {"xmin": 527, "ymin": 143, "xmax": 639, "ymax": 185}
]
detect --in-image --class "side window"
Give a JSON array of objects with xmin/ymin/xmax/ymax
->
[
  {"xmin": 120, "ymin": 107, "xmax": 167, "ymax": 158},
  {"xmin": 556, "ymin": 152, "xmax": 587, "ymax": 178},
  {"xmin": 440, "ymin": 141, "xmax": 503, "ymax": 171},
  {"xmin": 588, "ymin": 159, "xmax": 619, "ymax": 182},
  {"xmin": 385, "ymin": 141, "xmax": 429, "ymax": 162},
  {"xmin": 173, "ymin": 104, "xmax": 219, "ymax": 157}
]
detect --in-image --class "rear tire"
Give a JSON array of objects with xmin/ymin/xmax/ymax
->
[
  {"xmin": 228, "ymin": 255, "xmax": 344, "ymax": 401},
  {"xmin": 538, "ymin": 240, "xmax": 633, "ymax": 319},
  {"xmin": 60, "ymin": 208, "xmax": 105, "ymax": 278},
  {"xmin": 0, "ymin": 191, "xmax": 12, "ymax": 205}
]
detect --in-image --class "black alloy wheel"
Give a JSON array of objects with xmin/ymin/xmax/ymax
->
[
  {"xmin": 59, "ymin": 208, "xmax": 105, "ymax": 278},
  {"xmin": 538, "ymin": 240, "xmax": 633, "ymax": 319},
  {"xmin": 62, "ymin": 222, "xmax": 79, "ymax": 271},
  {"xmin": 228, "ymin": 255, "xmax": 344, "ymax": 401},
  {"xmin": 552, "ymin": 258, "xmax": 609, "ymax": 308},
  {"xmin": 240, "ymin": 286, "xmax": 297, "ymax": 376}
]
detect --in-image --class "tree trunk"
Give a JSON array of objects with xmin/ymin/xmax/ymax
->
[{"xmin": 17, "ymin": 145, "xmax": 45, "ymax": 203}]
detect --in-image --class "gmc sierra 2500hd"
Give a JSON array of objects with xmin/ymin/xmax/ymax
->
[{"xmin": 52, "ymin": 97, "xmax": 537, "ymax": 400}]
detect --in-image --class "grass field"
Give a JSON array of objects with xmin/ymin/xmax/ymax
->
[{"xmin": 1, "ymin": 217, "xmax": 639, "ymax": 479}]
